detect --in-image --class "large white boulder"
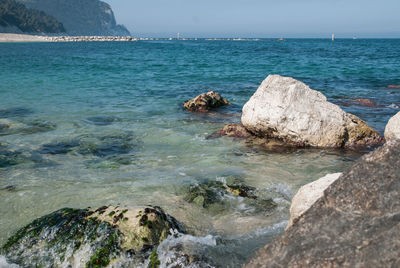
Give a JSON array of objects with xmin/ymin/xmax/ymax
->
[
  {"xmin": 241, "ymin": 75, "xmax": 383, "ymax": 148},
  {"xmin": 384, "ymin": 111, "xmax": 400, "ymax": 141},
  {"xmin": 287, "ymin": 173, "xmax": 342, "ymax": 229}
]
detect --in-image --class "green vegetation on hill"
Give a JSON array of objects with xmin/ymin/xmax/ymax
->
[
  {"xmin": 18, "ymin": 0, "xmax": 130, "ymax": 36},
  {"xmin": 0, "ymin": 0, "xmax": 65, "ymax": 33}
]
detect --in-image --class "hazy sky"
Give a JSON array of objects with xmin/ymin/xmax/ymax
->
[{"xmin": 105, "ymin": 0, "xmax": 400, "ymax": 38}]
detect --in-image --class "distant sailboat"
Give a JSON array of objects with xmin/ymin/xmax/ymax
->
[{"xmin": 332, "ymin": 33, "xmax": 335, "ymax": 41}]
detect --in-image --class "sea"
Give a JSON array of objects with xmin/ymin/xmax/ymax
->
[{"xmin": 0, "ymin": 39, "xmax": 399, "ymax": 267}]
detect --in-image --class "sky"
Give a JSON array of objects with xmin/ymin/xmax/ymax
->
[{"xmin": 105, "ymin": 0, "xmax": 400, "ymax": 38}]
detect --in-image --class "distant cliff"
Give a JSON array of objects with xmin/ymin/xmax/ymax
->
[
  {"xmin": 0, "ymin": 0, "xmax": 65, "ymax": 33},
  {"xmin": 18, "ymin": 0, "xmax": 130, "ymax": 36}
]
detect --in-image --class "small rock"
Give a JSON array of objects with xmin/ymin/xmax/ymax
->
[
  {"xmin": 183, "ymin": 91, "xmax": 230, "ymax": 112},
  {"xmin": 384, "ymin": 111, "xmax": 400, "ymax": 141}
]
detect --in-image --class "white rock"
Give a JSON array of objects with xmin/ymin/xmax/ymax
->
[
  {"xmin": 384, "ymin": 111, "xmax": 400, "ymax": 141},
  {"xmin": 287, "ymin": 173, "xmax": 342, "ymax": 229},
  {"xmin": 241, "ymin": 75, "xmax": 382, "ymax": 148}
]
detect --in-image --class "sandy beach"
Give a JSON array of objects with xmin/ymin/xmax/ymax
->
[{"xmin": 0, "ymin": 33, "xmax": 48, "ymax": 42}]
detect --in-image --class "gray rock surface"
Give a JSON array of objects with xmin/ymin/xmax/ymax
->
[
  {"xmin": 18, "ymin": 0, "xmax": 130, "ymax": 36},
  {"xmin": 241, "ymin": 75, "xmax": 383, "ymax": 148},
  {"xmin": 384, "ymin": 111, "xmax": 400, "ymax": 141},
  {"xmin": 245, "ymin": 141, "xmax": 400, "ymax": 268}
]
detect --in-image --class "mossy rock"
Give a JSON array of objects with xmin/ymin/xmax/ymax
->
[
  {"xmin": 184, "ymin": 181, "xmax": 226, "ymax": 208},
  {"xmin": 183, "ymin": 179, "xmax": 277, "ymax": 213},
  {"xmin": 1, "ymin": 206, "xmax": 185, "ymax": 267}
]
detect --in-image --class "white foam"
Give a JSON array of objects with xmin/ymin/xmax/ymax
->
[
  {"xmin": 156, "ymin": 231, "xmax": 217, "ymax": 268},
  {"xmin": 388, "ymin": 103, "xmax": 399, "ymax": 109},
  {"xmin": 0, "ymin": 256, "xmax": 20, "ymax": 268}
]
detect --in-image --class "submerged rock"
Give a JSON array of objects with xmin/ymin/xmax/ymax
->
[
  {"xmin": 86, "ymin": 115, "xmax": 120, "ymax": 126},
  {"xmin": 0, "ymin": 118, "xmax": 56, "ymax": 136},
  {"xmin": 0, "ymin": 107, "xmax": 32, "ymax": 118},
  {"xmin": 183, "ymin": 178, "xmax": 277, "ymax": 213},
  {"xmin": 384, "ymin": 111, "xmax": 400, "ymax": 141},
  {"xmin": 0, "ymin": 149, "xmax": 39, "ymax": 168},
  {"xmin": 38, "ymin": 132, "xmax": 140, "ymax": 167},
  {"xmin": 0, "ymin": 119, "xmax": 25, "ymax": 135},
  {"xmin": 1, "ymin": 206, "xmax": 185, "ymax": 267},
  {"xmin": 184, "ymin": 91, "xmax": 230, "ymax": 112},
  {"xmin": 245, "ymin": 141, "xmax": 400, "ymax": 267},
  {"xmin": 287, "ymin": 173, "xmax": 342, "ymax": 229},
  {"xmin": 19, "ymin": 120, "xmax": 57, "ymax": 134},
  {"xmin": 39, "ymin": 140, "xmax": 80, "ymax": 154},
  {"xmin": 337, "ymin": 98, "xmax": 382, "ymax": 108},
  {"xmin": 354, "ymin": 98, "xmax": 381, "ymax": 107},
  {"xmin": 387, "ymin": 85, "xmax": 400, "ymax": 89},
  {"xmin": 77, "ymin": 133, "xmax": 138, "ymax": 157},
  {"xmin": 241, "ymin": 75, "xmax": 383, "ymax": 148}
]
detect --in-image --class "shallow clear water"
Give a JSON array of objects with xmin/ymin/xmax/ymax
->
[{"xmin": 0, "ymin": 39, "xmax": 399, "ymax": 267}]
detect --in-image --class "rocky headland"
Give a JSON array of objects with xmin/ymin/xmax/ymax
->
[{"xmin": 17, "ymin": 0, "xmax": 130, "ymax": 36}]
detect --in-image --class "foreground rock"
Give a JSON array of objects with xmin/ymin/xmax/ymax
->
[
  {"xmin": 287, "ymin": 173, "xmax": 342, "ymax": 229},
  {"xmin": 184, "ymin": 91, "xmax": 230, "ymax": 112},
  {"xmin": 384, "ymin": 111, "xmax": 400, "ymax": 141},
  {"xmin": 245, "ymin": 141, "xmax": 400, "ymax": 268},
  {"xmin": 1, "ymin": 206, "xmax": 184, "ymax": 267},
  {"xmin": 241, "ymin": 75, "xmax": 383, "ymax": 148}
]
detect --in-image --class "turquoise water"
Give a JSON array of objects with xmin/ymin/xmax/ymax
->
[{"xmin": 0, "ymin": 39, "xmax": 399, "ymax": 267}]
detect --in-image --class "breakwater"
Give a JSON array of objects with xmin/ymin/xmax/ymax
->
[{"xmin": 44, "ymin": 35, "xmax": 136, "ymax": 42}]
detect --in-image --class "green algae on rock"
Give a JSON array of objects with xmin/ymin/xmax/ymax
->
[
  {"xmin": 183, "ymin": 179, "xmax": 277, "ymax": 213},
  {"xmin": 1, "ymin": 206, "xmax": 185, "ymax": 267}
]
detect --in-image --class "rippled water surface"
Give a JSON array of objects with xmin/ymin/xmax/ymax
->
[{"xmin": 0, "ymin": 39, "xmax": 399, "ymax": 267}]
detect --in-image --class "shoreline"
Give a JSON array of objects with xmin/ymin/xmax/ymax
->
[{"xmin": 0, "ymin": 33, "xmax": 136, "ymax": 42}]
